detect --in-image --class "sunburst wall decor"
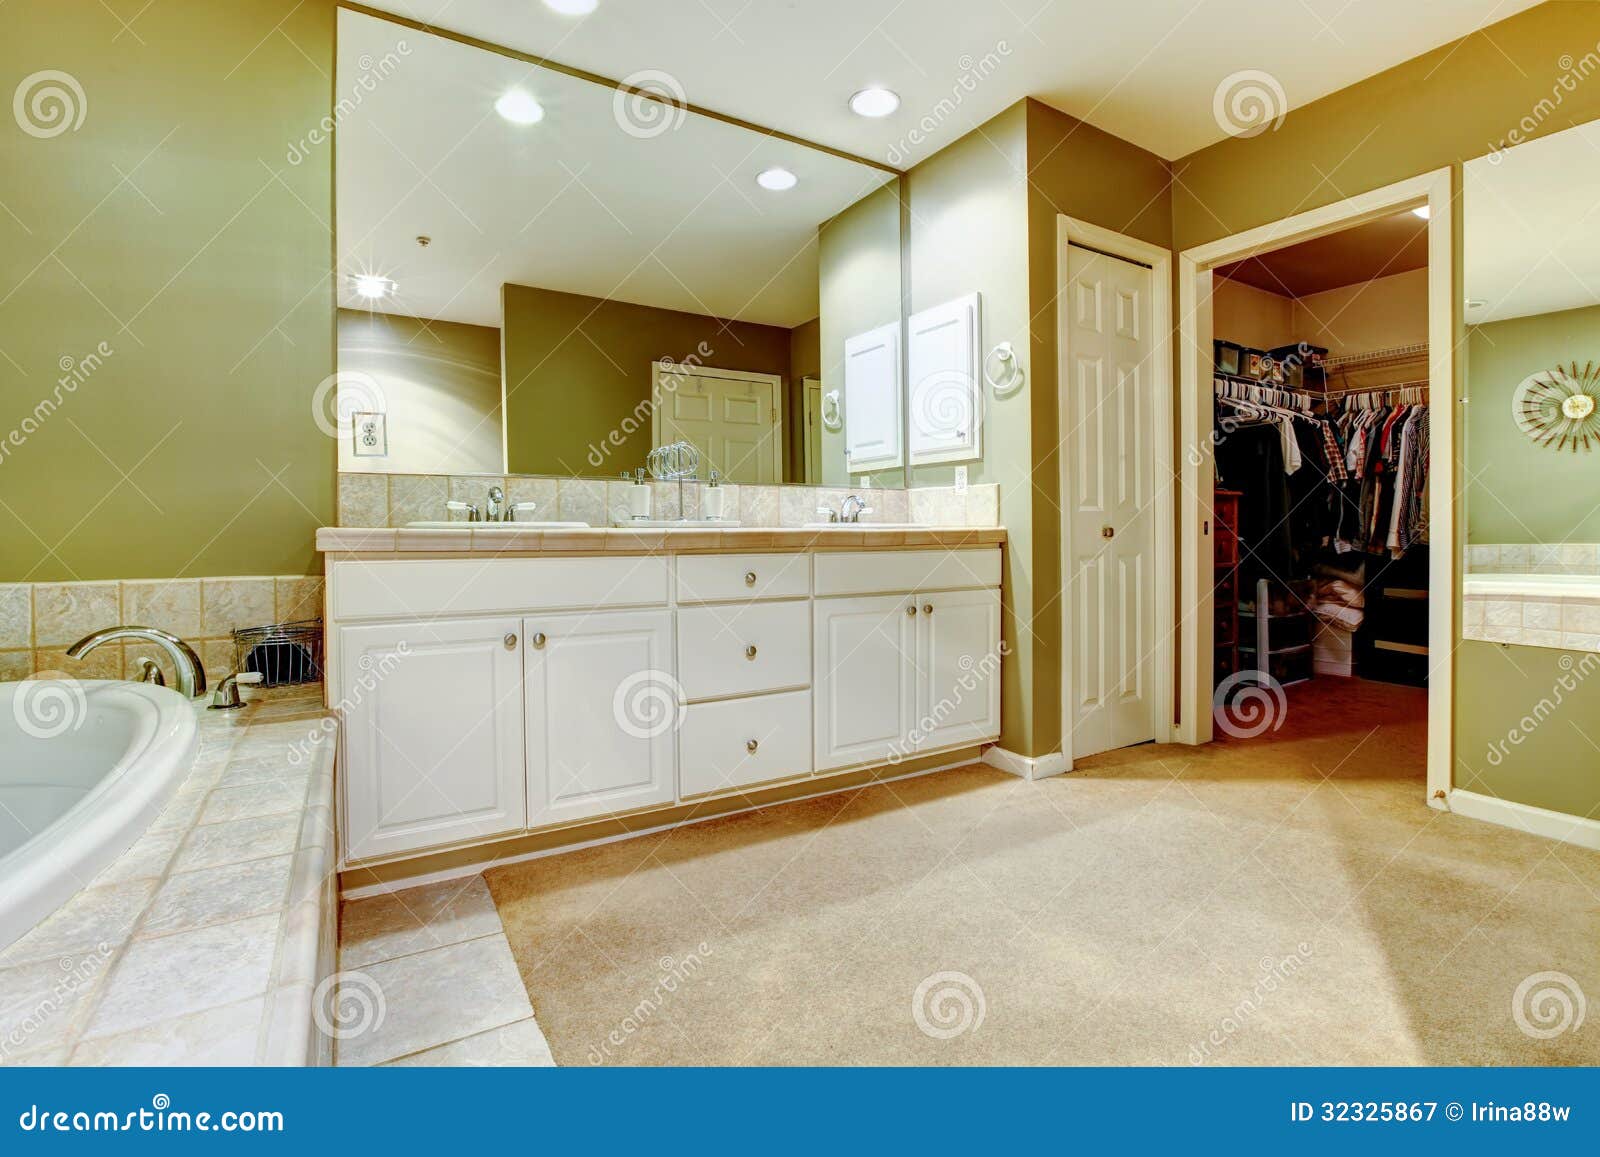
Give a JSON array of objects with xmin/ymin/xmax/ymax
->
[{"xmin": 1512, "ymin": 361, "xmax": 1600, "ymax": 452}]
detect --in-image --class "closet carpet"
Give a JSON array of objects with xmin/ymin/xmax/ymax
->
[{"xmin": 485, "ymin": 679, "xmax": 1598, "ymax": 1065}]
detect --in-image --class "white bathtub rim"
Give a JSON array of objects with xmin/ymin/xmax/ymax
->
[
  {"xmin": 0, "ymin": 680, "xmax": 199, "ymax": 956},
  {"xmin": 1464, "ymin": 572, "xmax": 1600, "ymax": 598}
]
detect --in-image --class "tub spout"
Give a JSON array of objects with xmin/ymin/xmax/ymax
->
[{"xmin": 67, "ymin": 626, "xmax": 207, "ymax": 699}]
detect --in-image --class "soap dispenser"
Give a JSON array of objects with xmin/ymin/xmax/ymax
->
[
  {"xmin": 627, "ymin": 467, "xmax": 652, "ymax": 521},
  {"xmin": 703, "ymin": 470, "xmax": 726, "ymax": 521}
]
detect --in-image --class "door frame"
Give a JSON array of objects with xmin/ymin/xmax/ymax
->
[
  {"xmin": 650, "ymin": 360, "xmax": 784, "ymax": 482},
  {"xmin": 1056, "ymin": 215, "xmax": 1176, "ymax": 762},
  {"xmin": 1175, "ymin": 167, "xmax": 1454, "ymax": 807},
  {"xmin": 802, "ymin": 375, "xmax": 822, "ymax": 482}
]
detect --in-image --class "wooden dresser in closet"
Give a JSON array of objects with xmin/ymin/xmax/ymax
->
[{"xmin": 1213, "ymin": 490, "xmax": 1242, "ymax": 685}]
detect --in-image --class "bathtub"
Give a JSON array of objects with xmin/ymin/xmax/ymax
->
[
  {"xmin": 0, "ymin": 679, "xmax": 197, "ymax": 952},
  {"xmin": 1464, "ymin": 572, "xmax": 1600, "ymax": 598}
]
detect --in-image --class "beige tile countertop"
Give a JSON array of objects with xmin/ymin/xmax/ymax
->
[
  {"xmin": 0, "ymin": 686, "xmax": 338, "ymax": 1066},
  {"xmin": 316, "ymin": 524, "xmax": 1007, "ymax": 554}
]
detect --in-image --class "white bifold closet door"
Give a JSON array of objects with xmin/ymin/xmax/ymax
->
[{"xmin": 1065, "ymin": 245, "xmax": 1158, "ymax": 759}]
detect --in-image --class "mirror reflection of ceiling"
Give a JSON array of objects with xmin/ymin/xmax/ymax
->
[
  {"xmin": 355, "ymin": 0, "xmax": 1538, "ymax": 162},
  {"xmin": 1465, "ymin": 120, "xmax": 1600, "ymax": 324},
  {"xmin": 1215, "ymin": 210, "xmax": 1428, "ymax": 298},
  {"xmin": 336, "ymin": 9, "xmax": 895, "ymax": 329}
]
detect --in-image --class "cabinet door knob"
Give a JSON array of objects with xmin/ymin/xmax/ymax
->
[
  {"xmin": 922, "ymin": 603, "xmax": 933, "ymax": 615},
  {"xmin": 504, "ymin": 633, "xmax": 518, "ymax": 650},
  {"xmin": 906, "ymin": 605, "xmax": 917, "ymax": 616},
  {"xmin": 1102, "ymin": 525, "xmax": 1115, "ymax": 539},
  {"xmin": 744, "ymin": 570, "xmax": 757, "ymax": 586},
  {"xmin": 745, "ymin": 644, "xmax": 758, "ymax": 660},
  {"xmin": 531, "ymin": 632, "xmax": 546, "ymax": 649},
  {"xmin": 746, "ymin": 739, "xmax": 759, "ymax": 754}
]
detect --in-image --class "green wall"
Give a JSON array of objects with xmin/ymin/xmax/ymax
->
[
  {"xmin": 0, "ymin": 0, "xmax": 335, "ymax": 582},
  {"xmin": 1172, "ymin": 0, "xmax": 1600, "ymax": 819},
  {"xmin": 501, "ymin": 282, "xmax": 793, "ymax": 478},
  {"xmin": 1466, "ymin": 305, "xmax": 1600, "ymax": 543}
]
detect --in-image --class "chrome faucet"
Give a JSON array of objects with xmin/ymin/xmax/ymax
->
[
  {"xmin": 486, "ymin": 485, "xmax": 505, "ymax": 522},
  {"xmin": 68, "ymin": 626, "xmax": 207, "ymax": 699},
  {"xmin": 840, "ymin": 494, "xmax": 873, "ymax": 524}
]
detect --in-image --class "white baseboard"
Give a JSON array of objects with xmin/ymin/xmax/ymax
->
[
  {"xmin": 1448, "ymin": 788, "xmax": 1600, "ymax": 852},
  {"xmin": 982, "ymin": 745, "xmax": 1070, "ymax": 781}
]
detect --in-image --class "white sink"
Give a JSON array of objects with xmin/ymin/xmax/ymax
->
[
  {"xmin": 804, "ymin": 522, "xmax": 924, "ymax": 530},
  {"xmin": 609, "ymin": 519, "xmax": 743, "ymax": 529},
  {"xmin": 405, "ymin": 520, "xmax": 590, "ymax": 530}
]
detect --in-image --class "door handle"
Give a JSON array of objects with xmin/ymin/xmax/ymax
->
[
  {"xmin": 1102, "ymin": 526, "xmax": 1115, "ymax": 539},
  {"xmin": 504, "ymin": 633, "xmax": 518, "ymax": 650}
]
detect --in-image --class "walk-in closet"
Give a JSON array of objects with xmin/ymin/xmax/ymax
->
[{"xmin": 1209, "ymin": 210, "xmax": 1432, "ymax": 739}]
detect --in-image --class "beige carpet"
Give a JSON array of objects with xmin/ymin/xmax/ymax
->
[{"xmin": 486, "ymin": 678, "xmax": 1599, "ymax": 1065}]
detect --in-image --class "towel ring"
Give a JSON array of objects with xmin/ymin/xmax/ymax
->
[
  {"xmin": 983, "ymin": 342, "xmax": 1025, "ymax": 396},
  {"xmin": 821, "ymin": 389, "xmax": 843, "ymax": 431}
]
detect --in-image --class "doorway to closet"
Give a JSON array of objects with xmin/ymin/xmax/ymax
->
[{"xmin": 1206, "ymin": 208, "xmax": 1433, "ymax": 763}]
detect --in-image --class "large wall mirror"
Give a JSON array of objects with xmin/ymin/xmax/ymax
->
[
  {"xmin": 1463, "ymin": 119, "xmax": 1600, "ymax": 572},
  {"xmin": 334, "ymin": 6, "xmax": 910, "ymax": 513}
]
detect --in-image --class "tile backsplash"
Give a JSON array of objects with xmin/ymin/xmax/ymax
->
[
  {"xmin": 338, "ymin": 472, "xmax": 1001, "ymax": 530},
  {"xmin": 1465, "ymin": 543, "xmax": 1600, "ymax": 575},
  {"xmin": 0, "ymin": 576, "xmax": 323, "ymax": 685}
]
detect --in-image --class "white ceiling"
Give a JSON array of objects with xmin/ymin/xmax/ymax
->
[
  {"xmin": 337, "ymin": 9, "xmax": 893, "ymax": 328},
  {"xmin": 1465, "ymin": 121, "xmax": 1600, "ymax": 324},
  {"xmin": 356, "ymin": 0, "xmax": 1540, "ymax": 164}
]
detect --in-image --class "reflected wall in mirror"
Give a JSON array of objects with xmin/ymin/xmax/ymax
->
[
  {"xmin": 1464, "ymin": 119, "xmax": 1600, "ymax": 587},
  {"xmin": 334, "ymin": 7, "xmax": 903, "ymax": 506}
]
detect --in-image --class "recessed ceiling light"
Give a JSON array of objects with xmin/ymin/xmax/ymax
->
[
  {"xmin": 543, "ymin": 0, "xmax": 598, "ymax": 13},
  {"xmin": 1466, "ymin": 298, "xmax": 1487, "ymax": 309},
  {"xmin": 1412, "ymin": 205, "xmax": 1431, "ymax": 219},
  {"xmin": 849, "ymin": 87, "xmax": 900, "ymax": 118},
  {"xmin": 756, "ymin": 167, "xmax": 797, "ymax": 191},
  {"xmin": 352, "ymin": 274, "xmax": 394, "ymax": 299},
  {"xmin": 495, "ymin": 89, "xmax": 545, "ymax": 125}
]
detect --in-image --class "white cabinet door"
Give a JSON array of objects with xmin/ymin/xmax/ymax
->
[
  {"xmin": 843, "ymin": 321, "xmax": 903, "ymax": 472},
  {"xmin": 341, "ymin": 618, "xmax": 525, "ymax": 861},
  {"xmin": 814, "ymin": 594, "xmax": 917, "ymax": 771},
  {"xmin": 914, "ymin": 587, "xmax": 1002, "ymax": 751},
  {"xmin": 907, "ymin": 292, "xmax": 981, "ymax": 464},
  {"xmin": 525, "ymin": 609, "xmax": 677, "ymax": 828}
]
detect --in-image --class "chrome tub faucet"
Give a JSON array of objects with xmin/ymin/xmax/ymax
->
[{"xmin": 68, "ymin": 626, "xmax": 207, "ymax": 699}]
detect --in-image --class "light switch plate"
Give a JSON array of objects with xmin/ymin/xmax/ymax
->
[{"xmin": 954, "ymin": 465, "xmax": 968, "ymax": 492}]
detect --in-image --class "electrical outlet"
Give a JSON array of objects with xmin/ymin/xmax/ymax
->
[
  {"xmin": 352, "ymin": 411, "xmax": 387, "ymax": 457},
  {"xmin": 954, "ymin": 465, "xmax": 968, "ymax": 493}
]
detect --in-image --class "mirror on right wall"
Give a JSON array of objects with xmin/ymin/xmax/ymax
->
[{"xmin": 1463, "ymin": 119, "xmax": 1600, "ymax": 605}]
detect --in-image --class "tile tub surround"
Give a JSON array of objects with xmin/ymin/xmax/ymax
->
[
  {"xmin": 1462, "ymin": 584, "xmax": 1600, "ymax": 654},
  {"xmin": 0, "ymin": 576, "xmax": 324, "ymax": 686},
  {"xmin": 338, "ymin": 471, "xmax": 1001, "ymax": 530},
  {"xmin": 334, "ymin": 876, "xmax": 553, "ymax": 1067},
  {"xmin": 0, "ymin": 685, "xmax": 337, "ymax": 1066},
  {"xmin": 1465, "ymin": 543, "xmax": 1600, "ymax": 576}
]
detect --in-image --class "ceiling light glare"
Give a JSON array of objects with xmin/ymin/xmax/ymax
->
[
  {"xmin": 849, "ymin": 87, "xmax": 900, "ymax": 118},
  {"xmin": 495, "ymin": 89, "xmax": 545, "ymax": 125},
  {"xmin": 756, "ymin": 167, "xmax": 798, "ymax": 191}
]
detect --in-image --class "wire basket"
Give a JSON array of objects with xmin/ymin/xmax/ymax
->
[{"xmin": 232, "ymin": 619, "xmax": 324, "ymax": 687}]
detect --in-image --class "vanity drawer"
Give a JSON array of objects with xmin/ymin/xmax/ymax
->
[
  {"xmin": 677, "ymin": 600, "xmax": 810, "ymax": 700},
  {"xmin": 676, "ymin": 552, "xmax": 810, "ymax": 603},
  {"xmin": 679, "ymin": 690, "xmax": 812, "ymax": 797},
  {"xmin": 812, "ymin": 548, "xmax": 1000, "ymax": 597},
  {"xmin": 331, "ymin": 557, "xmax": 668, "ymax": 619}
]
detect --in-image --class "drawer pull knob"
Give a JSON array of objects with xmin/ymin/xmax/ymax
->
[
  {"xmin": 744, "ymin": 570, "xmax": 757, "ymax": 586},
  {"xmin": 746, "ymin": 739, "xmax": 759, "ymax": 754},
  {"xmin": 531, "ymin": 632, "xmax": 547, "ymax": 649},
  {"xmin": 923, "ymin": 603, "xmax": 933, "ymax": 615},
  {"xmin": 745, "ymin": 644, "xmax": 758, "ymax": 660},
  {"xmin": 906, "ymin": 605, "xmax": 917, "ymax": 616},
  {"xmin": 504, "ymin": 633, "xmax": 518, "ymax": 650}
]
